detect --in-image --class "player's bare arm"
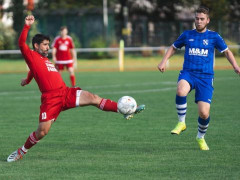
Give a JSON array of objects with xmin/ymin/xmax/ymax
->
[
  {"xmin": 70, "ymin": 48, "xmax": 77, "ymax": 68},
  {"xmin": 52, "ymin": 47, "xmax": 57, "ymax": 63},
  {"xmin": 224, "ymin": 49, "xmax": 240, "ymax": 75},
  {"xmin": 25, "ymin": 15, "xmax": 35, "ymax": 26},
  {"xmin": 158, "ymin": 46, "xmax": 176, "ymax": 72},
  {"xmin": 70, "ymin": 48, "xmax": 77, "ymax": 62}
]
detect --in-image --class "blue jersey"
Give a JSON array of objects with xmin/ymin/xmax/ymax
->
[{"xmin": 173, "ymin": 29, "xmax": 228, "ymax": 78}]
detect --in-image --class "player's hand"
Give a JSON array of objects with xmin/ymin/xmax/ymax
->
[
  {"xmin": 21, "ymin": 78, "xmax": 28, "ymax": 86},
  {"xmin": 234, "ymin": 66, "xmax": 240, "ymax": 75},
  {"xmin": 157, "ymin": 62, "xmax": 166, "ymax": 73},
  {"xmin": 25, "ymin": 15, "xmax": 35, "ymax": 26}
]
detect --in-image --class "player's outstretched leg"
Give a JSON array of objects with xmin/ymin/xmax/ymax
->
[
  {"xmin": 77, "ymin": 90, "xmax": 145, "ymax": 120},
  {"xmin": 124, "ymin": 104, "xmax": 145, "ymax": 120}
]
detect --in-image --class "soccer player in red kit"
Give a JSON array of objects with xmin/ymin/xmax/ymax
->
[
  {"xmin": 52, "ymin": 26, "xmax": 77, "ymax": 87},
  {"xmin": 7, "ymin": 15, "xmax": 145, "ymax": 162}
]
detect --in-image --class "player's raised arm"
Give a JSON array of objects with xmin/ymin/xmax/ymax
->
[
  {"xmin": 18, "ymin": 15, "xmax": 35, "ymax": 49},
  {"xmin": 157, "ymin": 46, "xmax": 176, "ymax": 72},
  {"xmin": 224, "ymin": 49, "xmax": 240, "ymax": 75}
]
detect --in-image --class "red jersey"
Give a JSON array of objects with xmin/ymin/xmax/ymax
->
[
  {"xmin": 52, "ymin": 35, "xmax": 74, "ymax": 64},
  {"xmin": 19, "ymin": 25, "xmax": 66, "ymax": 93}
]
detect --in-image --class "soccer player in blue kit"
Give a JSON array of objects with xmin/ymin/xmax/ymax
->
[{"xmin": 158, "ymin": 7, "xmax": 240, "ymax": 150}]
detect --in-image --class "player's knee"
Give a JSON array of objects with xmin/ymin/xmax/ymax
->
[
  {"xmin": 83, "ymin": 91, "xmax": 101, "ymax": 105},
  {"xmin": 39, "ymin": 130, "xmax": 48, "ymax": 139},
  {"xmin": 199, "ymin": 111, "xmax": 209, "ymax": 120},
  {"xmin": 36, "ymin": 128, "xmax": 49, "ymax": 139},
  {"xmin": 176, "ymin": 88, "xmax": 187, "ymax": 96},
  {"xmin": 69, "ymin": 69, "xmax": 74, "ymax": 75}
]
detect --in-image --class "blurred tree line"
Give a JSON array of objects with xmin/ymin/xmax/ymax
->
[
  {"xmin": 1, "ymin": 0, "xmax": 240, "ymax": 50},
  {"xmin": 34, "ymin": 0, "xmax": 240, "ymax": 21}
]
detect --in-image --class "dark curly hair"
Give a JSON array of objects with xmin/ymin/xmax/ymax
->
[{"xmin": 32, "ymin": 34, "xmax": 50, "ymax": 49}]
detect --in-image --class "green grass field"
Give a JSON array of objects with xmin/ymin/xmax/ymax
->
[
  {"xmin": 0, "ymin": 54, "xmax": 239, "ymax": 73},
  {"xmin": 0, "ymin": 70, "xmax": 240, "ymax": 180}
]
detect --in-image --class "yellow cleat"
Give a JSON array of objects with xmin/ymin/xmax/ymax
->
[
  {"xmin": 171, "ymin": 122, "xmax": 186, "ymax": 135},
  {"xmin": 196, "ymin": 137, "xmax": 209, "ymax": 150}
]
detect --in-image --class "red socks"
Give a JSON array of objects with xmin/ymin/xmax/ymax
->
[
  {"xmin": 99, "ymin": 99, "xmax": 118, "ymax": 112},
  {"xmin": 20, "ymin": 99, "xmax": 117, "ymax": 154},
  {"xmin": 70, "ymin": 75, "xmax": 76, "ymax": 87},
  {"xmin": 21, "ymin": 132, "xmax": 39, "ymax": 153}
]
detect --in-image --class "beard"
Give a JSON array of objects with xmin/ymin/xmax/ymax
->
[
  {"xmin": 195, "ymin": 23, "xmax": 207, "ymax": 32},
  {"xmin": 37, "ymin": 49, "xmax": 48, "ymax": 57}
]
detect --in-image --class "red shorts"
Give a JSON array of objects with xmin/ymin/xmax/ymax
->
[
  {"xmin": 55, "ymin": 63, "xmax": 73, "ymax": 70},
  {"xmin": 39, "ymin": 87, "xmax": 82, "ymax": 122}
]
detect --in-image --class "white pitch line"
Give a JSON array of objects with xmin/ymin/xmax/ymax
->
[
  {"xmin": 96, "ymin": 87, "xmax": 176, "ymax": 95},
  {"xmin": 0, "ymin": 90, "xmax": 37, "ymax": 96},
  {"xmin": 0, "ymin": 76, "xmax": 237, "ymax": 97},
  {"xmin": 214, "ymin": 77, "xmax": 239, "ymax": 81},
  {"xmin": 0, "ymin": 81, "xmax": 176, "ymax": 96},
  {"xmin": 84, "ymin": 81, "xmax": 176, "ymax": 89},
  {"xmin": 12, "ymin": 87, "xmax": 176, "ymax": 100}
]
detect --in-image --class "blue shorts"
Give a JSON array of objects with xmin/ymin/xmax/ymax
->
[{"xmin": 178, "ymin": 71, "xmax": 214, "ymax": 104}]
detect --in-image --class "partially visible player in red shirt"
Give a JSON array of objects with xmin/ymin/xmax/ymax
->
[
  {"xmin": 52, "ymin": 26, "xmax": 77, "ymax": 87},
  {"xmin": 7, "ymin": 15, "xmax": 145, "ymax": 162}
]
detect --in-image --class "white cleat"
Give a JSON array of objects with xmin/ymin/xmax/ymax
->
[{"xmin": 7, "ymin": 148, "xmax": 25, "ymax": 162}]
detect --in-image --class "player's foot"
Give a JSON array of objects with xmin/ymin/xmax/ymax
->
[
  {"xmin": 196, "ymin": 137, "xmax": 209, "ymax": 150},
  {"xmin": 171, "ymin": 122, "xmax": 186, "ymax": 135},
  {"xmin": 7, "ymin": 148, "xmax": 25, "ymax": 162},
  {"xmin": 124, "ymin": 104, "xmax": 145, "ymax": 120}
]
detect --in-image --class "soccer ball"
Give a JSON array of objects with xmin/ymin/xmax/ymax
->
[{"xmin": 117, "ymin": 96, "xmax": 137, "ymax": 115}]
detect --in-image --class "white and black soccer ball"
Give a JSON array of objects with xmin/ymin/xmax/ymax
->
[{"xmin": 117, "ymin": 96, "xmax": 137, "ymax": 115}]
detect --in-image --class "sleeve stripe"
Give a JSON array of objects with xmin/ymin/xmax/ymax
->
[
  {"xmin": 172, "ymin": 44, "xmax": 177, "ymax": 49},
  {"xmin": 221, "ymin": 47, "xmax": 228, "ymax": 53}
]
